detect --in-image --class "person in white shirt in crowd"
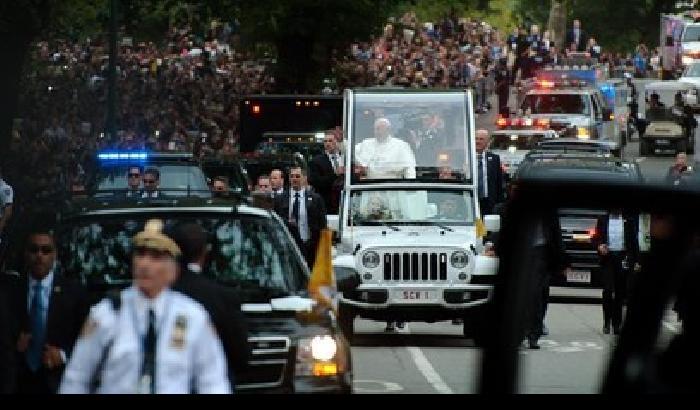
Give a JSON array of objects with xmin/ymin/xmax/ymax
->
[
  {"xmin": 354, "ymin": 117, "xmax": 416, "ymax": 180},
  {"xmin": 59, "ymin": 219, "xmax": 230, "ymax": 394}
]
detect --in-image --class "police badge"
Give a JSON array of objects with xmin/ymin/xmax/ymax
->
[{"xmin": 170, "ymin": 315, "xmax": 187, "ymax": 349}]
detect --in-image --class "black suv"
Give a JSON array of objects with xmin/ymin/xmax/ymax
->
[
  {"xmin": 514, "ymin": 153, "xmax": 644, "ymax": 289},
  {"xmin": 56, "ymin": 196, "xmax": 352, "ymax": 393}
]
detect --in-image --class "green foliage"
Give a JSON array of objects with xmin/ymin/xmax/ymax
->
[
  {"xmin": 238, "ymin": 0, "xmax": 399, "ymax": 92},
  {"xmin": 392, "ymin": 0, "xmax": 517, "ymax": 32}
]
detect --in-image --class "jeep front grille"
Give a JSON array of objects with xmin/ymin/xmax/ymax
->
[{"xmin": 383, "ymin": 252, "xmax": 448, "ymax": 282}]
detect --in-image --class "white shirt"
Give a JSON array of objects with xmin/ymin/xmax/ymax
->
[
  {"xmin": 27, "ymin": 269, "xmax": 55, "ymax": 325},
  {"xmin": 187, "ymin": 263, "xmax": 202, "ymax": 274},
  {"xmin": 608, "ymin": 215, "xmax": 625, "ymax": 252},
  {"xmin": 638, "ymin": 214, "xmax": 651, "ymax": 252},
  {"xmin": 326, "ymin": 151, "xmax": 341, "ymax": 173},
  {"xmin": 59, "ymin": 287, "xmax": 230, "ymax": 394},
  {"xmin": 0, "ymin": 178, "xmax": 13, "ymax": 218},
  {"xmin": 289, "ymin": 188, "xmax": 310, "ymax": 242},
  {"xmin": 354, "ymin": 136, "xmax": 416, "ymax": 179},
  {"xmin": 141, "ymin": 190, "xmax": 162, "ymax": 199}
]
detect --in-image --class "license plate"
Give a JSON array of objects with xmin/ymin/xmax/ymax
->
[
  {"xmin": 567, "ymin": 270, "xmax": 591, "ymax": 283},
  {"xmin": 655, "ymin": 140, "xmax": 670, "ymax": 145},
  {"xmin": 394, "ymin": 290, "xmax": 436, "ymax": 301}
]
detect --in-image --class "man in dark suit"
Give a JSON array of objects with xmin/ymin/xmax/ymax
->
[
  {"xmin": 595, "ymin": 210, "xmax": 639, "ymax": 334},
  {"xmin": 566, "ymin": 19, "xmax": 587, "ymax": 52},
  {"xmin": 124, "ymin": 165, "xmax": 143, "ymax": 199},
  {"xmin": 274, "ymin": 166, "xmax": 327, "ymax": 267},
  {"xmin": 141, "ymin": 167, "xmax": 168, "ymax": 199},
  {"xmin": 475, "ymin": 129, "xmax": 505, "ymax": 215},
  {"xmin": 269, "ymin": 168, "xmax": 285, "ymax": 198},
  {"xmin": 309, "ymin": 132, "xmax": 343, "ymax": 214},
  {"xmin": 6, "ymin": 227, "xmax": 89, "ymax": 393},
  {"xmin": 169, "ymin": 222, "xmax": 250, "ymax": 392}
]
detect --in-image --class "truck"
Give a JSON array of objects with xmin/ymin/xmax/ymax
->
[
  {"xmin": 329, "ymin": 88, "xmax": 500, "ymax": 345},
  {"xmin": 660, "ymin": 10, "xmax": 700, "ymax": 78}
]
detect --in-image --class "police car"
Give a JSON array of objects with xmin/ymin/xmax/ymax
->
[
  {"xmin": 57, "ymin": 195, "xmax": 353, "ymax": 393},
  {"xmin": 515, "ymin": 153, "xmax": 643, "ymax": 289},
  {"xmin": 502, "ymin": 66, "xmax": 623, "ymax": 150},
  {"xmin": 489, "ymin": 129, "xmax": 558, "ymax": 179}
]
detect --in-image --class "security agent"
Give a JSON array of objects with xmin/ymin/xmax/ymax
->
[
  {"xmin": 169, "ymin": 222, "xmax": 250, "ymax": 391},
  {"xmin": 59, "ymin": 220, "xmax": 230, "ymax": 394},
  {"xmin": 124, "ymin": 166, "xmax": 143, "ymax": 199},
  {"xmin": 0, "ymin": 165, "xmax": 14, "ymax": 246},
  {"xmin": 141, "ymin": 168, "xmax": 167, "ymax": 199},
  {"xmin": 475, "ymin": 129, "xmax": 505, "ymax": 215}
]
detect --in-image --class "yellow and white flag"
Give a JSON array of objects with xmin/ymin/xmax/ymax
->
[
  {"xmin": 309, "ymin": 229, "xmax": 338, "ymax": 313},
  {"xmin": 475, "ymin": 218, "xmax": 486, "ymax": 239}
]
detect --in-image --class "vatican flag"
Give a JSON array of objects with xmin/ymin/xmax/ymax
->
[
  {"xmin": 309, "ymin": 229, "xmax": 338, "ymax": 313},
  {"xmin": 475, "ymin": 218, "xmax": 486, "ymax": 239}
]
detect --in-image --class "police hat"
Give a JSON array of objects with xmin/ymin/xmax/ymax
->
[{"xmin": 132, "ymin": 219, "xmax": 181, "ymax": 258}]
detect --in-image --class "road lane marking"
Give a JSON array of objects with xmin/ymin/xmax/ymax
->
[
  {"xmin": 353, "ymin": 379, "xmax": 404, "ymax": 393},
  {"xmin": 404, "ymin": 324, "xmax": 454, "ymax": 394}
]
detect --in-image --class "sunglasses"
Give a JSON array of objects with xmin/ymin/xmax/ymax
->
[
  {"xmin": 143, "ymin": 179, "xmax": 157, "ymax": 184},
  {"xmin": 128, "ymin": 173, "xmax": 141, "ymax": 178},
  {"xmin": 28, "ymin": 245, "xmax": 55, "ymax": 255}
]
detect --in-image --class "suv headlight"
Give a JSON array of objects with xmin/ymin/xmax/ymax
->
[
  {"xmin": 296, "ymin": 335, "xmax": 339, "ymax": 377},
  {"xmin": 450, "ymin": 251, "xmax": 469, "ymax": 268},
  {"xmin": 362, "ymin": 251, "xmax": 380, "ymax": 269}
]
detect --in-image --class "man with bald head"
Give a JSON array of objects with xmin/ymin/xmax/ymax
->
[
  {"xmin": 475, "ymin": 129, "xmax": 504, "ymax": 215},
  {"xmin": 354, "ymin": 117, "xmax": 417, "ymax": 179}
]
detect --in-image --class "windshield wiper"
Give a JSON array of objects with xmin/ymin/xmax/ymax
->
[{"xmin": 432, "ymin": 223, "xmax": 454, "ymax": 232}]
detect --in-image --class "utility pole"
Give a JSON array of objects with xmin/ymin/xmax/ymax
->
[{"xmin": 106, "ymin": 0, "xmax": 119, "ymax": 143}]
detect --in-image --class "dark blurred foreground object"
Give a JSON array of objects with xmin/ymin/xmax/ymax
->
[{"xmin": 479, "ymin": 177, "xmax": 700, "ymax": 393}]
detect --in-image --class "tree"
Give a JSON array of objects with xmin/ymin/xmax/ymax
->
[{"xmin": 238, "ymin": 0, "xmax": 398, "ymax": 93}]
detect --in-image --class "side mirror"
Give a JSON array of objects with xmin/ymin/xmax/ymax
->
[{"xmin": 484, "ymin": 214, "xmax": 501, "ymax": 233}]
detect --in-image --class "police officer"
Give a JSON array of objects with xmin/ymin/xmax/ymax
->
[
  {"xmin": 59, "ymin": 220, "xmax": 230, "ymax": 394},
  {"xmin": 495, "ymin": 57, "xmax": 511, "ymax": 116}
]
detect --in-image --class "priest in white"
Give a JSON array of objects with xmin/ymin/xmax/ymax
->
[{"xmin": 354, "ymin": 117, "xmax": 416, "ymax": 179}]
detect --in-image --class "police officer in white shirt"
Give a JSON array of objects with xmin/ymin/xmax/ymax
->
[
  {"xmin": 0, "ymin": 166, "xmax": 13, "ymax": 246},
  {"xmin": 59, "ymin": 220, "xmax": 230, "ymax": 394},
  {"xmin": 354, "ymin": 117, "xmax": 416, "ymax": 180}
]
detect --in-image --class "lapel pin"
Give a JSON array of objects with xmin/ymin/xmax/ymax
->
[{"xmin": 54, "ymin": 286, "xmax": 61, "ymax": 293}]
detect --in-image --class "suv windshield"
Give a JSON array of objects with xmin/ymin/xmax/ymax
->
[
  {"xmin": 521, "ymin": 94, "xmax": 590, "ymax": 115},
  {"xmin": 57, "ymin": 214, "xmax": 308, "ymax": 302},
  {"xmin": 350, "ymin": 189, "xmax": 474, "ymax": 225},
  {"xmin": 95, "ymin": 164, "xmax": 211, "ymax": 197}
]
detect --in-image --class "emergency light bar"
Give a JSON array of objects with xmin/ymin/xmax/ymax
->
[
  {"xmin": 536, "ymin": 68, "xmax": 597, "ymax": 87},
  {"xmin": 496, "ymin": 115, "xmax": 550, "ymax": 129},
  {"xmin": 97, "ymin": 151, "xmax": 149, "ymax": 161}
]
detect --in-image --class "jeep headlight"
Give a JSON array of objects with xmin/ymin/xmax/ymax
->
[
  {"xmin": 683, "ymin": 55, "xmax": 694, "ymax": 65},
  {"xmin": 577, "ymin": 127, "xmax": 591, "ymax": 139},
  {"xmin": 362, "ymin": 251, "xmax": 380, "ymax": 269},
  {"xmin": 296, "ymin": 335, "xmax": 339, "ymax": 377},
  {"xmin": 450, "ymin": 251, "xmax": 469, "ymax": 268}
]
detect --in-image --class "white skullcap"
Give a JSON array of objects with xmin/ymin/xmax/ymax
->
[{"xmin": 374, "ymin": 117, "xmax": 391, "ymax": 128}]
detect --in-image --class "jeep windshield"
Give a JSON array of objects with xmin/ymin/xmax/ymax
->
[
  {"xmin": 683, "ymin": 25, "xmax": 700, "ymax": 42},
  {"xmin": 521, "ymin": 94, "xmax": 590, "ymax": 115},
  {"xmin": 351, "ymin": 92, "xmax": 471, "ymax": 183},
  {"xmin": 57, "ymin": 214, "xmax": 308, "ymax": 303},
  {"xmin": 94, "ymin": 164, "xmax": 211, "ymax": 198},
  {"xmin": 350, "ymin": 189, "xmax": 475, "ymax": 226}
]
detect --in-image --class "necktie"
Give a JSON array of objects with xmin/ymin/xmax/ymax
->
[
  {"xmin": 477, "ymin": 153, "xmax": 486, "ymax": 199},
  {"xmin": 140, "ymin": 308, "xmax": 157, "ymax": 394},
  {"xmin": 292, "ymin": 192, "xmax": 300, "ymax": 225},
  {"xmin": 27, "ymin": 283, "xmax": 46, "ymax": 371}
]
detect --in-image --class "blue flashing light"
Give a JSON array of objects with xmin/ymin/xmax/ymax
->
[{"xmin": 97, "ymin": 151, "xmax": 148, "ymax": 161}]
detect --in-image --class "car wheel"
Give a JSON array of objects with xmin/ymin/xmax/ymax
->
[{"xmin": 338, "ymin": 302, "xmax": 355, "ymax": 344}]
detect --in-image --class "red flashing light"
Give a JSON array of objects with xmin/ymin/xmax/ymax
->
[
  {"xmin": 496, "ymin": 116, "xmax": 508, "ymax": 127},
  {"xmin": 538, "ymin": 80, "xmax": 555, "ymax": 88},
  {"xmin": 535, "ymin": 118, "xmax": 550, "ymax": 128},
  {"xmin": 252, "ymin": 104, "xmax": 261, "ymax": 114},
  {"xmin": 588, "ymin": 228, "xmax": 597, "ymax": 237}
]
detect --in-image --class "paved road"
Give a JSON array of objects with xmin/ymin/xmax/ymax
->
[{"xmin": 349, "ymin": 82, "xmax": 684, "ymax": 394}]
